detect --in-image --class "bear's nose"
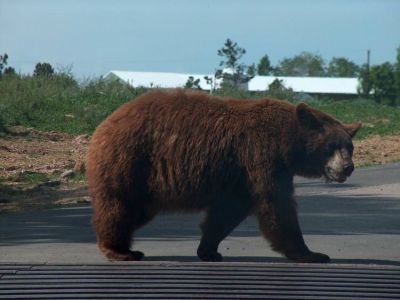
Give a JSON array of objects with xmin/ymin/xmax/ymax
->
[{"xmin": 343, "ymin": 164, "xmax": 354, "ymax": 177}]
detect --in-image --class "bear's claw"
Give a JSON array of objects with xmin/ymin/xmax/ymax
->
[
  {"xmin": 100, "ymin": 247, "xmax": 145, "ymax": 261},
  {"xmin": 126, "ymin": 250, "xmax": 145, "ymax": 261},
  {"xmin": 290, "ymin": 251, "xmax": 331, "ymax": 263},
  {"xmin": 197, "ymin": 247, "xmax": 223, "ymax": 262}
]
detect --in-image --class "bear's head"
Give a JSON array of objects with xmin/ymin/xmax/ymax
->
[{"xmin": 294, "ymin": 103, "xmax": 362, "ymax": 183}]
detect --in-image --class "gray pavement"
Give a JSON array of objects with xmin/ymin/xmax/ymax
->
[{"xmin": 1, "ymin": 163, "xmax": 399, "ymax": 265}]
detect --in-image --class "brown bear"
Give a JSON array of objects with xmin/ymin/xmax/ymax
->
[{"xmin": 87, "ymin": 89, "xmax": 361, "ymax": 263}]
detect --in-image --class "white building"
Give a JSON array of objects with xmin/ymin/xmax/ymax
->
[
  {"xmin": 103, "ymin": 70, "xmax": 212, "ymax": 90},
  {"xmin": 104, "ymin": 70, "xmax": 359, "ymax": 95},
  {"xmin": 249, "ymin": 76, "xmax": 358, "ymax": 95}
]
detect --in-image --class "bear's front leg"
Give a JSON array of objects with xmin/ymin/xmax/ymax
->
[
  {"xmin": 257, "ymin": 196, "xmax": 330, "ymax": 263},
  {"xmin": 197, "ymin": 196, "xmax": 251, "ymax": 262}
]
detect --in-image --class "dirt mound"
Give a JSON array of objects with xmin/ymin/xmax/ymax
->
[{"xmin": 353, "ymin": 135, "xmax": 400, "ymax": 166}]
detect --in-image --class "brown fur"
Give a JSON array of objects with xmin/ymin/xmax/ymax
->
[{"xmin": 87, "ymin": 89, "xmax": 360, "ymax": 263}]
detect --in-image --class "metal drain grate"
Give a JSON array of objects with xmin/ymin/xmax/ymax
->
[{"xmin": 1, "ymin": 262, "xmax": 400, "ymax": 299}]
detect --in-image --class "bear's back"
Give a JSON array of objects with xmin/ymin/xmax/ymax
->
[{"xmin": 110, "ymin": 89, "xmax": 260, "ymax": 122}]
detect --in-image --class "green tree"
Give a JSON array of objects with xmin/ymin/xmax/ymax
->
[
  {"xmin": 3, "ymin": 66, "xmax": 16, "ymax": 76},
  {"xmin": 257, "ymin": 54, "xmax": 273, "ymax": 75},
  {"xmin": 370, "ymin": 62, "xmax": 396, "ymax": 105},
  {"xmin": 34, "ymin": 62, "xmax": 54, "ymax": 77},
  {"xmin": 247, "ymin": 63, "xmax": 256, "ymax": 78},
  {"xmin": 275, "ymin": 52, "xmax": 325, "ymax": 76},
  {"xmin": 0, "ymin": 53, "xmax": 9, "ymax": 77},
  {"xmin": 184, "ymin": 76, "xmax": 202, "ymax": 90},
  {"xmin": 327, "ymin": 57, "xmax": 360, "ymax": 77},
  {"xmin": 203, "ymin": 75, "xmax": 218, "ymax": 94},
  {"xmin": 216, "ymin": 38, "xmax": 254, "ymax": 89},
  {"xmin": 358, "ymin": 63, "xmax": 373, "ymax": 97},
  {"xmin": 267, "ymin": 78, "xmax": 296, "ymax": 100},
  {"xmin": 269, "ymin": 78, "xmax": 285, "ymax": 92}
]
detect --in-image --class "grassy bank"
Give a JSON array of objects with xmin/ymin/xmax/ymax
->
[
  {"xmin": 0, "ymin": 74, "xmax": 146, "ymax": 134},
  {"xmin": 1, "ymin": 74, "xmax": 399, "ymax": 139},
  {"xmin": 308, "ymin": 99, "xmax": 400, "ymax": 139}
]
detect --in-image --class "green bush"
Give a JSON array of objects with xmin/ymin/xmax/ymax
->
[
  {"xmin": 73, "ymin": 78, "xmax": 147, "ymax": 132},
  {"xmin": 0, "ymin": 115, "xmax": 6, "ymax": 132},
  {"xmin": 0, "ymin": 73, "xmax": 147, "ymax": 134}
]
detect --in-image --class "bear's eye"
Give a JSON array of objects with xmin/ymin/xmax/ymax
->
[{"xmin": 347, "ymin": 143, "xmax": 354, "ymax": 154}]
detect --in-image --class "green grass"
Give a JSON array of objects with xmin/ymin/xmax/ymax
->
[
  {"xmin": 0, "ymin": 172, "xmax": 50, "ymax": 196},
  {"xmin": 17, "ymin": 172, "xmax": 49, "ymax": 184},
  {"xmin": 69, "ymin": 172, "xmax": 87, "ymax": 183},
  {"xmin": 0, "ymin": 73, "xmax": 399, "ymax": 139}
]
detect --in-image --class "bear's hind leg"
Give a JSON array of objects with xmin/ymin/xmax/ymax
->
[
  {"xmin": 197, "ymin": 198, "xmax": 251, "ymax": 262},
  {"xmin": 92, "ymin": 198, "xmax": 153, "ymax": 261}
]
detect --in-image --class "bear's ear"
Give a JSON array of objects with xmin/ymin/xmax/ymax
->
[
  {"xmin": 344, "ymin": 122, "xmax": 362, "ymax": 138},
  {"xmin": 296, "ymin": 103, "xmax": 322, "ymax": 130}
]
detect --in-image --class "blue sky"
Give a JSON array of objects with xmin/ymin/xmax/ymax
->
[{"xmin": 1, "ymin": 0, "xmax": 399, "ymax": 78}]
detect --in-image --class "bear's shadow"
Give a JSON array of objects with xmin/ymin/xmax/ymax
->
[{"xmin": 1, "ymin": 192, "xmax": 399, "ymax": 266}]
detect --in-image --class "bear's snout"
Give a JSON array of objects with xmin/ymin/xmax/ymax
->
[{"xmin": 324, "ymin": 148, "xmax": 355, "ymax": 183}]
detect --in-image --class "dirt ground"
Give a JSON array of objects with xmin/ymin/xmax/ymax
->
[
  {"xmin": 0, "ymin": 127, "xmax": 89, "ymax": 213},
  {"xmin": 1, "ymin": 126, "xmax": 400, "ymax": 213}
]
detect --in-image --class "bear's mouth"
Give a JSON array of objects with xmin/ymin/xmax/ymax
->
[{"xmin": 324, "ymin": 166, "xmax": 347, "ymax": 183}]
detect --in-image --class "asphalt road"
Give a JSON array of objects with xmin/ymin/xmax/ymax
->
[{"xmin": 1, "ymin": 163, "xmax": 399, "ymax": 265}]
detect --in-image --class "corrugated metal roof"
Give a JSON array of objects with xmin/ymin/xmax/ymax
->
[
  {"xmin": 104, "ymin": 70, "xmax": 211, "ymax": 90},
  {"xmin": 104, "ymin": 70, "xmax": 359, "ymax": 94},
  {"xmin": 249, "ymin": 76, "xmax": 359, "ymax": 94}
]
